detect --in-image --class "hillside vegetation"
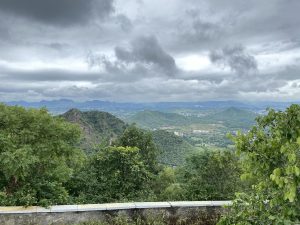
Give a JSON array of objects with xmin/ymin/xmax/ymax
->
[
  {"xmin": 200, "ymin": 107, "xmax": 257, "ymax": 129},
  {"xmin": 61, "ymin": 109, "xmax": 193, "ymax": 165},
  {"xmin": 61, "ymin": 109, "xmax": 127, "ymax": 152},
  {"xmin": 127, "ymin": 110, "xmax": 191, "ymax": 129},
  {"xmin": 152, "ymin": 130, "xmax": 198, "ymax": 166},
  {"xmin": 1, "ymin": 103, "xmax": 299, "ymax": 224},
  {"xmin": 127, "ymin": 107, "xmax": 256, "ymax": 130}
]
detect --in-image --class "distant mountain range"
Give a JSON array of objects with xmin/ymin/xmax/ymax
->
[{"xmin": 4, "ymin": 99, "xmax": 300, "ymax": 114}]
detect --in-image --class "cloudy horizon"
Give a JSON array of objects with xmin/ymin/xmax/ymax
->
[{"xmin": 0, "ymin": 0, "xmax": 300, "ymax": 102}]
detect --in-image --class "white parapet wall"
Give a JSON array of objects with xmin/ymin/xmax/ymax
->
[{"xmin": 0, "ymin": 201, "xmax": 232, "ymax": 225}]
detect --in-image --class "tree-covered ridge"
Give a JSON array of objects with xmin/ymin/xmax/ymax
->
[
  {"xmin": 61, "ymin": 109, "xmax": 198, "ymax": 166},
  {"xmin": 152, "ymin": 130, "xmax": 197, "ymax": 166},
  {"xmin": 127, "ymin": 110, "xmax": 192, "ymax": 129},
  {"xmin": 126, "ymin": 107, "xmax": 257, "ymax": 130},
  {"xmin": 126, "ymin": 107, "xmax": 257, "ymax": 151},
  {"xmin": 61, "ymin": 109, "xmax": 127, "ymax": 152},
  {"xmin": 200, "ymin": 107, "xmax": 257, "ymax": 129}
]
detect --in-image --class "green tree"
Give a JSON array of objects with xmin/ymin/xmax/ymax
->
[
  {"xmin": 153, "ymin": 167, "xmax": 186, "ymax": 201},
  {"xmin": 0, "ymin": 104, "xmax": 84, "ymax": 206},
  {"xmin": 72, "ymin": 146, "xmax": 153, "ymax": 203},
  {"xmin": 179, "ymin": 149, "xmax": 242, "ymax": 201},
  {"xmin": 117, "ymin": 125, "xmax": 159, "ymax": 172},
  {"xmin": 218, "ymin": 105, "xmax": 300, "ymax": 225}
]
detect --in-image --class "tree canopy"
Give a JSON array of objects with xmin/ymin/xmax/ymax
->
[
  {"xmin": 0, "ymin": 104, "xmax": 84, "ymax": 206},
  {"xmin": 68, "ymin": 146, "xmax": 153, "ymax": 203},
  {"xmin": 117, "ymin": 125, "xmax": 159, "ymax": 173},
  {"xmin": 179, "ymin": 149, "xmax": 242, "ymax": 201},
  {"xmin": 219, "ymin": 104, "xmax": 300, "ymax": 224}
]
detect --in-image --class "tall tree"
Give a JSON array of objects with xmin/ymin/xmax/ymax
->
[
  {"xmin": 0, "ymin": 104, "xmax": 84, "ymax": 206},
  {"xmin": 179, "ymin": 149, "xmax": 242, "ymax": 201},
  {"xmin": 117, "ymin": 125, "xmax": 159, "ymax": 172},
  {"xmin": 218, "ymin": 105, "xmax": 300, "ymax": 224}
]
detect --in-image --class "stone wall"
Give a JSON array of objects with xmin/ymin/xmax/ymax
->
[{"xmin": 0, "ymin": 201, "xmax": 231, "ymax": 225}]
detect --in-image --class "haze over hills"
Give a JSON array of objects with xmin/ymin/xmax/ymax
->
[{"xmin": 4, "ymin": 99, "xmax": 300, "ymax": 115}]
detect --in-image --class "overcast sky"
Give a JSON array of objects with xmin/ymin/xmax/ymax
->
[{"xmin": 0, "ymin": 0, "xmax": 299, "ymax": 102}]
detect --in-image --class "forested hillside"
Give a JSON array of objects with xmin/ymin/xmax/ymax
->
[
  {"xmin": 61, "ymin": 109, "xmax": 127, "ymax": 152},
  {"xmin": 152, "ymin": 130, "xmax": 197, "ymax": 165},
  {"xmin": 61, "ymin": 109, "xmax": 194, "ymax": 165},
  {"xmin": 200, "ymin": 107, "xmax": 257, "ymax": 128},
  {"xmin": 127, "ymin": 110, "xmax": 192, "ymax": 129}
]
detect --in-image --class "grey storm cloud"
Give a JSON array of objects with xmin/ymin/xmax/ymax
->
[
  {"xmin": 0, "ymin": 0, "xmax": 114, "ymax": 26},
  {"xmin": 115, "ymin": 14, "xmax": 133, "ymax": 32},
  {"xmin": 0, "ymin": 0, "xmax": 300, "ymax": 102},
  {"xmin": 0, "ymin": 67, "xmax": 101, "ymax": 82},
  {"xmin": 87, "ymin": 35, "xmax": 178, "ymax": 79},
  {"xmin": 192, "ymin": 20, "xmax": 221, "ymax": 40},
  {"xmin": 115, "ymin": 36, "xmax": 178, "ymax": 75},
  {"xmin": 210, "ymin": 45, "xmax": 258, "ymax": 75}
]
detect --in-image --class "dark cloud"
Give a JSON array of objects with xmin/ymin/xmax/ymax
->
[
  {"xmin": 272, "ymin": 65, "xmax": 300, "ymax": 81},
  {"xmin": 192, "ymin": 20, "xmax": 221, "ymax": 40},
  {"xmin": 115, "ymin": 36, "xmax": 178, "ymax": 75},
  {"xmin": 115, "ymin": 14, "xmax": 133, "ymax": 32},
  {"xmin": 0, "ymin": 0, "xmax": 299, "ymax": 101},
  {"xmin": 0, "ymin": 0, "xmax": 114, "ymax": 26},
  {"xmin": 87, "ymin": 35, "xmax": 178, "ymax": 80},
  {"xmin": 165, "ymin": 0, "xmax": 300, "ymax": 54},
  {"xmin": 210, "ymin": 45, "xmax": 258, "ymax": 75},
  {"xmin": 0, "ymin": 66, "xmax": 100, "ymax": 82},
  {"xmin": 0, "ymin": 23, "xmax": 11, "ymax": 41},
  {"xmin": 86, "ymin": 52, "xmax": 150, "ymax": 82},
  {"xmin": 179, "ymin": 9, "xmax": 224, "ymax": 43}
]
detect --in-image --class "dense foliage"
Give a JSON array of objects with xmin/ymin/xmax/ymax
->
[
  {"xmin": 127, "ymin": 110, "xmax": 192, "ymax": 129},
  {"xmin": 153, "ymin": 150, "xmax": 242, "ymax": 201},
  {"xmin": 69, "ymin": 146, "xmax": 153, "ymax": 203},
  {"xmin": 61, "ymin": 109, "xmax": 127, "ymax": 153},
  {"xmin": 200, "ymin": 107, "xmax": 257, "ymax": 129},
  {"xmin": 178, "ymin": 149, "xmax": 242, "ymax": 200},
  {"xmin": 116, "ymin": 125, "xmax": 159, "ymax": 173},
  {"xmin": 0, "ymin": 104, "xmax": 244, "ymax": 212},
  {"xmin": 218, "ymin": 104, "xmax": 300, "ymax": 224},
  {"xmin": 0, "ymin": 104, "xmax": 84, "ymax": 206},
  {"xmin": 152, "ymin": 130, "xmax": 196, "ymax": 166}
]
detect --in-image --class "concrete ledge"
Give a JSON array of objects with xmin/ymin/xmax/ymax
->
[
  {"xmin": 0, "ymin": 206, "xmax": 38, "ymax": 214},
  {"xmin": 50, "ymin": 205, "xmax": 78, "ymax": 213},
  {"xmin": 135, "ymin": 202, "xmax": 171, "ymax": 209},
  {"xmin": 0, "ymin": 201, "xmax": 230, "ymax": 225},
  {"xmin": 106, "ymin": 203, "xmax": 136, "ymax": 210},
  {"xmin": 169, "ymin": 201, "xmax": 212, "ymax": 207},
  {"xmin": 77, "ymin": 204, "xmax": 107, "ymax": 212},
  {"xmin": 0, "ymin": 201, "xmax": 231, "ymax": 214}
]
